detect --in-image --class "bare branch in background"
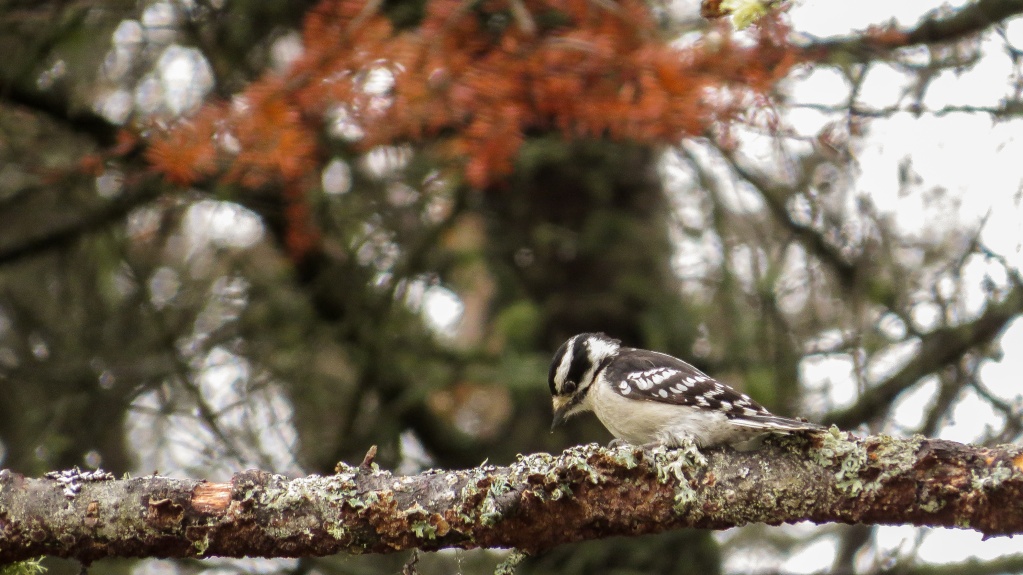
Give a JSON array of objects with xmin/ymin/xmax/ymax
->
[
  {"xmin": 803, "ymin": 0, "xmax": 1023, "ymax": 63},
  {"xmin": 825, "ymin": 284, "xmax": 1023, "ymax": 429}
]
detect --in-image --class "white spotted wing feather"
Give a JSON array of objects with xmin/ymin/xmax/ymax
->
[{"xmin": 596, "ymin": 348, "xmax": 822, "ymax": 447}]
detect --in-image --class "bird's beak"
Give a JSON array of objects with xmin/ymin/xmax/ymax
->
[{"xmin": 551, "ymin": 395, "xmax": 572, "ymax": 432}]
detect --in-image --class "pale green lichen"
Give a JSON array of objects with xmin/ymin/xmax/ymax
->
[
  {"xmin": 811, "ymin": 427, "xmax": 869, "ymax": 495},
  {"xmin": 0, "ymin": 558, "xmax": 46, "ymax": 575},
  {"xmin": 456, "ymin": 464, "xmax": 506, "ymax": 525},
  {"xmin": 866, "ymin": 435, "xmax": 925, "ymax": 493},
  {"xmin": 192, "ymin": 532, "xmax": 210, "ymax": 556},
  {"xmin": 333, "ymin": 461, "xmax": 357, "ymax": 474},
  {"xmin": 672, "ymin": 479, "xmax": 699, "ymax": 511},
  {"xmin": 607, "ymin": 445, "xmax": 641, "ymax": 470},
  {"xmin": 811, "ymin": 432, "xmax": 931, "ymax": 496},
  {"xmin": 972, "ymin": 462, "xmax": 1015, "ymax": 491},
  {"xmin": 720, "ymin": 0, "xmax": 771, "ymax": 29},
  {"xmin": 250, "ymin": 473, "xmax": 365, "ymax": 544},
  {"xmin": 558, "ymin": 445, "xmax": 603, "ymax": 484},
  {"xmin": 494, "ymin": 549, "xmax": 528, "ymax": 575},
  {"xmin": 326, "ymin": 523, "xmax": 349, "ymax": 541},
  {"xmin": 479, "ymin": 495, "xmax": 504, "ymax": 526},
  {"xmin": 410, "ymin": 521, "xmax": 438, "ymax": 540},
  {"xmin": 346, "ymin": 490, "xmax": 379, "ymax": 510},
  {"xmin": 648, "ymin": 443, "xmax": 704, "ymax": 512},
  {"xmin": 546, "ymin": 483, "xmax": 574, "ymax": 501},
  {"xmin": 479, "ymin": 476, "xmax": 512, "ymax": 524}
]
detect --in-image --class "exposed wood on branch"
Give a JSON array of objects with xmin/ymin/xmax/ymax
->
[{"xmin": 4, "ymin": 434, "xmax": 1023, "ymax": 565}]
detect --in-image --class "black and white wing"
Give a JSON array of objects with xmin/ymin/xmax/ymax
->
[{"xmin": 603, "ymin": 348, "xmax": 822, "ymax": 432}]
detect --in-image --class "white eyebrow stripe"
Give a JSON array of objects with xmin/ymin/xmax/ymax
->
[{"xmin": 555, "ymin": 336, "xmax": 576, "ymax": 386}]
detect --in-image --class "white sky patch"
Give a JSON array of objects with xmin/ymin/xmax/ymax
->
[
  {"xmin": 270, "ymin": 31, "xmax": 303, "ymax": 71},
  {"xmin": 362, "ymin": 145, "xmax": 414, "ymax": 180},
  {"xmin": 131, "ymin": 556, "xmax": 298, "ymax": 575},
  {"xmin": 322, "ymin": 158, "xmax": 352, "ymax": 195},
  {"xmin": 889, "ymin": 375, "xmax": 939, "ymax": 431},
  {"xmin": 399, "ymin": 277, "xmax": 465, "ymax": 336},
  {"xmin": 978, "ymin": 318, "xmax": 1023, "ymax": 403},
  {"xmin": 865, "ymin": 339, "xmax": 920, "ymax": 386},
  {"xmin": 97, "ymin": 89, "xmax": 134, "ymax": 124},
  {"xmin": 104, "ymin": 20, "xmax": 143, "ymax": 83},
  {"xmin": 790, "ymin": 0, "xmax": 972, "ymax": 37},
  {"xmin": 184, "ymin": 200, "xmax": 265, "ymax": 251},
  {"xmin": 422, "ymin": 285, "xmax": 464, "ymax": 335},
  {"xmin": 942, "ymin": 388, "xmax": 1003, "ymax": 443},
  {"xmin": 148, "ymin": 266, "xmax": 180, "ymax": 309},
  {"xmin": 198, "ymin": 347, "xmax": 250, "ymax": 406},
  {"xmin": 917, "ymin": 528, "xmax": 1023, "ymax": 564},
  {"xmin": 800, "ymin": 353, "xmax": 857, "ymax": 413},
  {"xmin": 157, "ymin": 45, "xmax": 213, "ymax": 115},
  {"xmin": 398, "ymin": 430, "xmax": 434, "ymax": 475},
  {"xmin": 127, "ymin": 347, "xmax": 301, "ymax": 479},
  {"xmin": 854, "ymin": 115, "xmax": 1023, "ymax": 231},
  {"xmin": 924, "ymin": 35, "xmax": 1014, "ymax": 109},
  {"xmin": 788, "ymin": 66, "xmax": 847, "ymax": 107},
  {"xmin": 361, "ymin": 66, "xmax": 395, "ymax": 96},
  {"xmin": 856, "ymin": 65, "xmax": 906, "ymax": 104},
  {"xmin": 327, "ymin": 106, "xmax": 366, "ymax": 142},
  {"xmin": 780, "ymin": 535, "xmax": 837, "ymax": 574},
  {"xmin": 910, "ymin": 301, "xmax": 942, "ymax": 333},
  {"xmin": 873, "ymin": 525, "xmax": 920, "ymax": 562},
  {"xmin": 141, "ymin": 1, "xmax": 175, "ymax": 29}
]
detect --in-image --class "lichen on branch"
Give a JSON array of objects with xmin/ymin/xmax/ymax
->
[{"xmin": 3, "ymin": 434, "xmax": 1023, "ymax": 565}]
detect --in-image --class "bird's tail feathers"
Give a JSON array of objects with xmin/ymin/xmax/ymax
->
[{"xmin": 730, "ymin": 414, "xmax": 825, "ymax": 433}]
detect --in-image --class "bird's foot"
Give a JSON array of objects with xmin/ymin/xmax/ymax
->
[{"xmin": 656, "ymin": 436, "xmax": 708, "ymax": 468}]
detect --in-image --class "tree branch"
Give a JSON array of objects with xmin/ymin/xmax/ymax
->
[
  {"xmin": 824, "ymin": 285, "xmax": 1023, "ymax": 428},
  {"xmin": 0, "ymin": 178, "xmax": 164, "ymax": 266},
  {"xmin": 0, "ymin": 74, "xmax": 120, "ymax": 148},
  {"xmin": 802, "ymin": 0, "xmax": 1023, "ymax": 63},
  {"xmin": 4, "ymin": 433, "xmax": 1023, "ymax": 565},
  {"xmin": 880, "ymin": 553, "xmax": 1023, "ymax": 575},
  {"xmin": 708, "ymin": 144, "xmax": 872, "ymax": 298}
]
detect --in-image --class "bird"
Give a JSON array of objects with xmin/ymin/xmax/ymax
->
[{"xmin": 548, "ymin": 332, "xmax": 824, "ymax": 449}]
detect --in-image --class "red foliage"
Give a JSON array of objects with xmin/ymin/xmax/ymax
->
[
  {"xmin": 146, "ymin": 0, "xmax": 800, "ymax": 256},
  {"xmin": 146, "ymin": 107, "xmax": 221, "ymax": 185}
]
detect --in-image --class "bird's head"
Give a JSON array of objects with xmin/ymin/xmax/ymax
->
[{"xmin": 548, "ymin": 332, "xmax": 621, "ymax": 430}]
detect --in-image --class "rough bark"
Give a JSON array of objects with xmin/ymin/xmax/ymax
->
[{"xmin": 3, "ymin": 432, "xmax": 1023, "ymax": 565}]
